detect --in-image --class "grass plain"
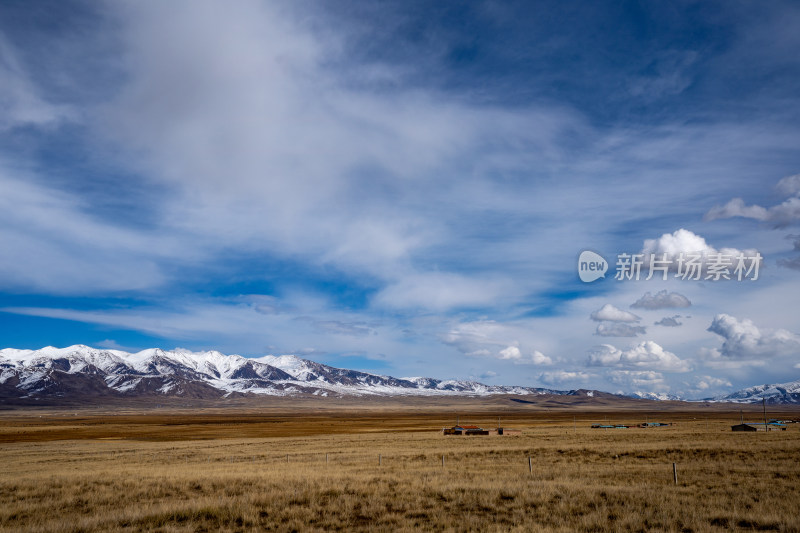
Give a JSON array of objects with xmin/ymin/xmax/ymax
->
[{"xmin": 1, "ymin": 400, "xmax": 799, "ymax": 532}]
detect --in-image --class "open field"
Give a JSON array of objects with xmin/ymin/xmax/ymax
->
[{"xmin": 1, "ymin": 402, "xmax": 799, "ymax": 532}]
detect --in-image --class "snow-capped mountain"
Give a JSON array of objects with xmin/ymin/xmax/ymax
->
[
  {"xmin": 711, "ymin": 379, "xmax": 800, "ymax": 404},
  {"xmin": 0, "ymin": 345, "xmax": 577, "ymax": 401},
  {"xmin": 627, "ymin": 391, "xmax": 684, "ymax": 402},
  {"xmin": 4, "ymin": 345, "xmax": 796, "ymax": 404}
]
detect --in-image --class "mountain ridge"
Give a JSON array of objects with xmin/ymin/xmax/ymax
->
[
  {"xmin": 1, "ymin": 345, "xmax": 798, "ymax": 404},
  {"xmin": 0, "ymin": 345, "xmax": 571, "ymax": 401}
]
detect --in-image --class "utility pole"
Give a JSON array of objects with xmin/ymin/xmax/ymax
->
[{"xmin": 763, "ymin": 398, "xmax": 768, "ymax": 433}]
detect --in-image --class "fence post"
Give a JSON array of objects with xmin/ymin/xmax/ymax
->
[
  {"xmin": 673, "ymin": 463, "xmax": 678, "ymax": 485},
  {"xmin": 441, "ymin": 455, "xmax": 445, "ymax": 468},
  {"xmin": 528, "ymin": 456, "xmax": 532, "ymax": 475},
  {"xmin": 379, "ymin": 454, "xmax": 382, "ymax": 466}
]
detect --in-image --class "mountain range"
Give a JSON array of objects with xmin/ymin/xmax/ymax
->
[{"xmin": 1, "ymin": 345, "xmax": 798, "ymax": 404}]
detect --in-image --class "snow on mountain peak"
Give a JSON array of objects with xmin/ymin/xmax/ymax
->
[
  {"xmin": 8, "ymin": 344, "xmax": 794, "ymax": 403},
  {"xmin": 0, "ymin": 344, "xmax": 570, "ymax": 399}
]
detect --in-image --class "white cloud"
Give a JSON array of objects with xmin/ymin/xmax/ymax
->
[
  {"xmin": 590, "ymin": 304, "xmax": 641, "ymax": 323},
  {"xmin": 641, "ymin": 228, "xmax": 755, "ymax": 267},
  {"xmin": 595, "ymin": 323, "xmax": 646, "ymax": 337},
  {"xmin": 631, "ymin": 290, "xmax": 691, "ymax": 310},
  {"xmin": 587, "ymin": 341, "xmax": 691, "ymax": 372},
  {"xmin": 585, "ymin": 344, "xmax": 623, "ymax": 367},
  {"xmin": 693, "ymin": 375, "xmax": 732, "ymax": 391},
  {"xmin": 498, "ymin": 346, "xmax": 522, "ymax": 360},
  {"xmin": 441, "ymin": 321, "xmax": 551, "ymax": 365},
  {"xmin": 97, "ymin": 0, "xmax": 584, "ymax": 301},
  {"xmin": 706, "ymin": 314, "xmax": 800, "ymax": 359},
  {"xmin": 496, "ymin": 346, "xmax": 552, "ymax": 365},
  {"xmin": 705, "ymin": 174, "xmax": 800, "ymax": 226},
  {"xmin": 530, "ymin": 350, "xmax": 553, "ymax": 365},
  {"xmin": 777, "ymin": 174, "xmax": 800, "ymax": 196},
  {"xmin": 538, "ymin": 370, "xmax": 593, "ymax": 387},
  {"xmin": 705, "ymin": 197, "xmax": 800, "ymax": 227},
  {"xmin": 654, "ymin": 315, "xmax": 683, "ymax": 327},
  {"xmin": 607, "ymin": 370, "xmax": 667, "ymax": 390}
]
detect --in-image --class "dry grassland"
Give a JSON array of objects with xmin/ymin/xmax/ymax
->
[{"xmin": 0, "ymin": 408, "xmax": 799, "ymax": 532}]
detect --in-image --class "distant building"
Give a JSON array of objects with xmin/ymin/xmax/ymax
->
[
  {"xmin": 732, "ymin": 422, "xmax": 786, "ymax": 432},
  {"xmin": 442, "ymin": 425, "xmax": 519, "ymax": 436}
]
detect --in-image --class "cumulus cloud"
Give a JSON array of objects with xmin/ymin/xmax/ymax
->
[
  {"xmin": 498, "ymin": 346, "xmax": 552, "ymax": 365},
  {"xmin": 498, "ymin": 346, "xmax": 522, "ymax": 360},
  {"xmin": 607, "ymin": 370, "xmax": 667, "ymax": 390},
  {"xmin": 587, "ymin": 341, "xmax": 691, "ymax": 372},
  {"xmin": 706, "ymin": 314, "xmax": 800, "ymax": 360},
  {"xmin": 538, "ymin": 370, "xmax": 593, "ymax": 387},
  {"xmin": 705, "ymin": 174, "xmax": 800, "ymax": 227},
  {"xmin": 641, "ymin": 229, "xmax": 756, "ymax": 270},
  {"xmin": 777, "ymin": 174, "xmax": 800, "ymax": 197},
  {"xmin": 530, "ymin": 350, "xmax": 553, "ymax": 365},
  {"xmin": 654, "ymin": 315, "xmax": 683, "ymax": 327},
  {"xmin": 693, "ymin": 375, "xmax": 732, "ymax": 391},
  {"xmin": 631, "ymin": 290, "xmax": 691, "ymax": 310},
  {"xmin": 595, "ymin": 323, "xmax": 647, "ymax": 337},
  {"xmin": 590, "ymin": 304, "xmax": 641, "ymax": 323}
]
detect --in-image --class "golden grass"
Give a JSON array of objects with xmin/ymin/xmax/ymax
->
[{"xmin": 1, "ymin": 410, "xmax": 799, "ymax": 532}]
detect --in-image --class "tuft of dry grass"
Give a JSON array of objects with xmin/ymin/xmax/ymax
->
[{"xmin": 0, "ymin": 411, "xmax": 799, "ymax": 531}]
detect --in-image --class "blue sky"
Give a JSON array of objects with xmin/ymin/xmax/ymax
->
[{"xmin": 1, "ymin": 0, "xmax": 800, "ymax": 397}]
